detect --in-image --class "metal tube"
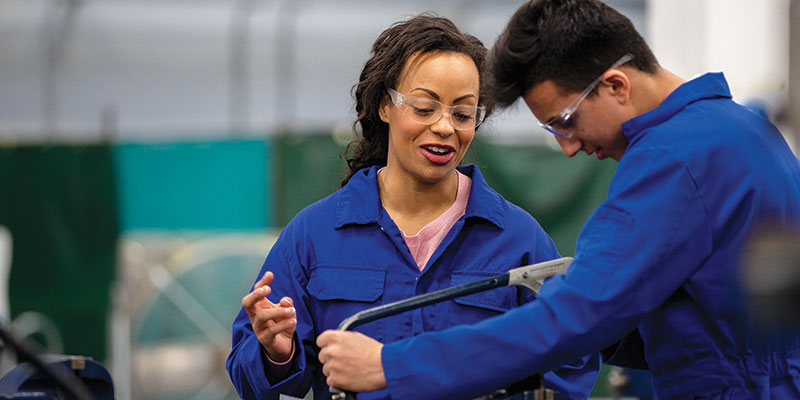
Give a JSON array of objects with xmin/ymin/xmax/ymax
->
[
  {"xmin": 790, "ymin": 0, "xmax": 800, "ymax": 154},
  {"xmin": 337, "ymin": 274, "xmax": 509, "ymax": 332},
  {"xmin": 330, "ymin": 257, "xmax": 572, "ymax": 399},
  {"xmin": 0, "ymin": 323, "xmax": 92, "ymax": 400}
]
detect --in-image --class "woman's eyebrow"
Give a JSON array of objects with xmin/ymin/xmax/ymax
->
[
  {"xmin": 411, "ymin": 87, "xmax": 439, "ymax": 99},
  {"xmin": 410, "ymin": 88, "xmax": 477, "ymax": 104},
  {"xmin": 453, "ymin": 94, "xmax": 477, "ymax": 103}
]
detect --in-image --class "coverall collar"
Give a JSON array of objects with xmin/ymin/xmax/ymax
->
[
  {"xmin": 335, "ymin": 164, "xmax": 505, "ymax": 230},
  {"xmin": 622, "ymin": 72, "xmax": 733, "ymax": 143}
]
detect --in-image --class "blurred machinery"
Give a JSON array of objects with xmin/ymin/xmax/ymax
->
[
  {"xmin": 0, "ymin": 226, "xmax": 64, "ymax": 376},
  {"xmin": 741, "ymin": 223, "xmax": 800, "ymax": 334},
  {"xmin": 0, "ymin": 355, "xmax": 111, "ymax": 400},
  {"xmin": 0, "ymin": 226, "xmax": 96, "ymax": 400},
  {"xmin": 606, "ymin": 366, "xmax": 653, "ymax": 400},
  {"xmin": 111, "ymin": 232, "xmax": 278, "ymax": 400}
]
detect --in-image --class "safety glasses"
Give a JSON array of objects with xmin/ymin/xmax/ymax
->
[
  {"xmin": 387, "ymin": 88, "xmax": 485, "ymax": 131},
  {"xmin": 539, "ymin": 53, "xmax": 634, "ymax": 138}
]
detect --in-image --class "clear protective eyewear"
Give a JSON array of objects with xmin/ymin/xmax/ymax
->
[
  {"xmin": 539, "ymin": 53, "xmax": 634, "ymax": 139},
  {"xmin": 387, "ymin": 88, "xmax": 486, "ymax": 131}
]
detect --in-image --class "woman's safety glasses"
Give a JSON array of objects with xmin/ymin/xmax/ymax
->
[{"xmin": 387, "ymin": 88, "xmax": 485, "ymax": 131}]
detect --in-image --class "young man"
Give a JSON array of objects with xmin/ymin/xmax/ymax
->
[{"xmin": 316, "ymin": 1, "xmax": 800, "ymax": 398}]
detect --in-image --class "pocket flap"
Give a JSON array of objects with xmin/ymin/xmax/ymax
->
[
  {"xmin": 307, "ymin": 265, "xmax": 385, "ymax": 302},
  {"xmin": 451, "ymin": 271, "xmax": 515, "ymax": 312}
]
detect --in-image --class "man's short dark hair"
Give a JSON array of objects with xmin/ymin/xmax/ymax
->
[{"xmin": 486, "ymin": 0, "xmax": 659, "ymax": 109}]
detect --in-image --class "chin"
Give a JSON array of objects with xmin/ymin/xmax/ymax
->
[{"xmin": 418, "ymin": 168, "xmax": 454, "ymax": 183}]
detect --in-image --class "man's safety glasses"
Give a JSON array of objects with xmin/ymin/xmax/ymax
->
[
  {"xmin": 387, "ymin": 88, "xmax": 486, "ymax": 131},
  {"xmin": 539, "ymin": 53, "xmax": 634, "ymax": 139}
]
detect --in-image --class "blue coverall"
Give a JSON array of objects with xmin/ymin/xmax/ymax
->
[
  {"xmin": 380, "ymin": 73, "xmax": 800, "ymax": 399},
  {"xmin": 226, "ymin": 165, "xmax": 599, "ymax": 399}
]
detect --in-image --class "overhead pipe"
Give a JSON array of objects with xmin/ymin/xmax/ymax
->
[
  {"xmin": 40, "ymin": 0, "xmax": 82, "ymax": 142},
  {"xmin": 229, "ymin": 0, "xmax": 257, "ymax": 136},
  {"xmin": 790, "ymin": 0, "xmax": 799, "ymax": 154},
  {"xmin": 274, "ymin": 0, "xmax": 302, "ymax": 134}
]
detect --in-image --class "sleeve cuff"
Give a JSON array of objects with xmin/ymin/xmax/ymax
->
[
  {"xmin": 265, "ymin": 340, "xmax": 295, "ymax": 366},
  {"xmin": 263, "ymin": 338, "xmax": 299, "ymax": 384}
]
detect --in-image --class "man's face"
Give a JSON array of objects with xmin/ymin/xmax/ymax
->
[{"xmin": 522, "ymin": 80, "xmax": 630, "ymax": 161}]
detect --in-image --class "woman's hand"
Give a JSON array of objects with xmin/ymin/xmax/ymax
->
[{"xmin": 242, "ymin": 271, "xmax": 297, "ymax": 363}]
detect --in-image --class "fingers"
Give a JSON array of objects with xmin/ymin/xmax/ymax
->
[
  {"xmin": 316, "ymin": 330, "xmax": 349, "ymax": 365},
  {"xmin": 241, "ymin": 271, "xmax": 298, "ymax": 359},
  {"xmin": 242, "ymin": 272, "xmax": 285, "ymax": 310},
  {"xmin": 255, "ymin": 271, "xmax": 274, "ymax": 289},
  {"xmin": 252, "ymin": 304, "xmax": 296, "ymax": 328},
  {"xmin": 253, "ymin": 304, "xmax": 297, "ymax": 354},
  {"xmin": 264, "ymin": 315, "xmax": 297, "ymax": 336},
  {"xmin": 316, "ymin": 330, "xmax": 387, "ymax": 392},
  {"xmin": 317, "ymin": 331, "xmax": 338, "ymax": 376},
  {"xmin": 321, "ymin": 359, "xmax": 332, "ymax": 379},
  {"xmin": 257, "ymin": 306, "xmax": 296, "ymax": 326},
  {"xmin": 316, "ymin": 329, "xmax": 338, "ymax": 351},
  {"xmin": 253, "ymin": 304, "xmax": 296, "ymax": 337},
  {"xmin": 242, "ymin": 285, "xmax": 271, "ymax": 310}
]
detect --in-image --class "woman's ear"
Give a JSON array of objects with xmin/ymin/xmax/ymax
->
[{"xmin": 379, "ymin": 99, "xmax": 391, "ymax": 123}]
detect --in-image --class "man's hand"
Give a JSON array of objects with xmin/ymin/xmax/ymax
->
[{"xmin": 317, "ymin": 330, "xmax": 386, "ymax": 392}]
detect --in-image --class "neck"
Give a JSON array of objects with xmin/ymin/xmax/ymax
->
[
  {"xmin": 378, "ymin": 167, "xmax": 459, "ymax": 234},
  {"xmin": 633, "ymin": 66, "xmax": 686, "ymax": 115}
]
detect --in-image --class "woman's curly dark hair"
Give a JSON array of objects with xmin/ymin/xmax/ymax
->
[{"xmin": 341, "ymin": 14, "xmax": 490, "ymax": 186}]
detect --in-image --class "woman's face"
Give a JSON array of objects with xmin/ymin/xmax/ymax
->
[{"xmin": 380, "ymin": 51, "xmax": 480, "ymax": 186}]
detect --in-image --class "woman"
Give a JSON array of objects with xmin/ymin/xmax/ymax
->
[{"xmin": 226, "ymin": 14, "xmax": 598, "ymax": 400}]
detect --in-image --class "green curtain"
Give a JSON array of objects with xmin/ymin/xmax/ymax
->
[
  {"xmin": 465, "ymin": 140, "xmax": 617, "ymax": 255},
  {"xmin": 272, "ymin": 134, "xmax": 348, "ymax": 226},
  {"xmin": 0, "ymin": 145, "xmax": 118, "ymax": 361}
]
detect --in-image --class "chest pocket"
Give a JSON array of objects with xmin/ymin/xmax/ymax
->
[
  {"xmin": 307, "ymin": 265, "xmax": 386, "ymax": 341},
  {"xmin": 449, "ymin": 270, "xmax": 518, "ymax": 327}
]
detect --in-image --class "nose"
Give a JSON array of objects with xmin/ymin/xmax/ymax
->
[
  {"xmin": 555, "ymin": 135, "xmax": 581, "ymax": 158},
  {"xmin": 430, "ymin": 113, "xmax": 455, "ymax": 137}
]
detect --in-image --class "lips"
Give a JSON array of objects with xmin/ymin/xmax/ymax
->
[
  {"xmin": 420, "ymin": 144, "xmax": 455, "ymax": 165},
  {"xmin": 585, "ymin": 147, "xmax": 605, "ymax": 160}
]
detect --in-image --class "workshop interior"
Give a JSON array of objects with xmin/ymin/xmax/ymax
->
[{"xmin": 0, "ymin": 0, "xmax": 798, "ymax": 399}]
